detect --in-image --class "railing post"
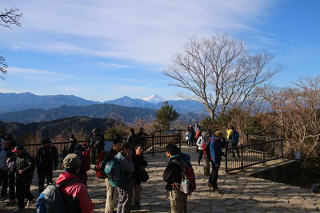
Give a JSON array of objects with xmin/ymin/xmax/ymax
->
[
  {"xmin": 152, "ymin": 135, "xmax": 154, "ymax": 156},
  {"xmin": 178, "ymin": 131, "xmax": 181, "ymax": 150},
  {"xmin": 240, "ymin": 144, "xmax": 244, "ymax": 170},
  {"xmin": 160, "ymin": 130, "xmax": 162, "ymax": 149},
  {"xmin": 281, "ymin": 138, "xmax": 284, "ymax": 159},
  {"xmin": 263, "ymin": 144, "xmax": 265, "ymax": 164},
  {"xmin": 225, "ymin": 143, "xmax": 228, "ymax": 173}
]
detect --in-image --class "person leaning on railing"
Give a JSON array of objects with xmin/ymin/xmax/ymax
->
[{"xmin": 89, "ymin": 128, "xmax": 105, "ymax": 164}]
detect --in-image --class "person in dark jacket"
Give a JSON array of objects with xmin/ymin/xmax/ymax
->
[
  {"xmin": 73, "ymin": 143, "xmax": 90, "ymax": 184},
  {"xmin": 127, "ymin": 128, "xmax": 139, "ymax": 151},
  {"xmin": 132, "ymin": 145, "xmax": 148, "ymax": 209},
  {"xmin": 187, "ymin": 124, "xmax": 195, "ymax": 146},
  {"xmin": 116, "ymin": 142, "xmax": 135, "ymax": 213},
  {"xmin": 36, "ymin": 139, "xmax": 58, "ymax": 193},
  {"xmin": 4, "ymin": 134, "xmax": 17, "ymax": 205},
  {"xmin": 89, "ymin": 128, "xmax": 105, "ymax": 164},
  {"xmin": 68, "ymin": 134, "xmax": 78, "ymax": 154},
  {"xmin": 163, "ymin": 144, "xmax": 187, "ymax": 213},
  {"xmin": 208, "ymin": 131, "xmax": 227, "ymax": 193},
  {"xmin": 230, "ymin": 127, "xmax": 240, "ymax": 157},
  {"xmin": 12, "ymin": 145, "xmax": 35, "ymax": 211},
  {"xmin": 137, "ymin": 127, "xmax": 148, "ymax": 149},
  {"xmin": 101, "ymin": 137, "xmax": 123, "ymax": 213},
  {"xmin": 0, "ymin": 139, "xmax": 12, "ymax": 199}
]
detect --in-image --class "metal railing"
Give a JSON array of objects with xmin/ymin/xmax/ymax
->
[
  {"xmin": 22, "ymin": 130, "xmax": 182, "ymax": 160},
  {"xmin": 144, "ymin": 129, "xmax": 182, "ymax": 155},
  {"xmin": 225, "ymin": 136, "xmax": 284, "ymax": 173},
  {"xmin": 23, "ymin": 141, "xmax": 88, "ymax": 162}
]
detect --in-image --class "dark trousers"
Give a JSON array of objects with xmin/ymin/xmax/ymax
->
[
  {"xmin": 187, "ymin": 139, "xmax": 192, "ymax": 147},
  {"xmin": 117, "ymin": 182, "xmax": 133, "ymax": 213},
  {"xmin": 16, "ymin": 173, "xmax": 34, "ymax": 208},
  {"xmin": 8, "ymin": 171, "xmax": 15, "ymax": 199},
  {"xmin": 232, "ymin": 143, "xmax": 240, "ymax": 157},
  {"xmin": 197, "ymin": 151, "xmax": 203, "ymax": 164},
  {"xmin": 38, "ymin": 169, "xmax": 53, "ymax": 193},
  {"xmin": 209, "ymin": 162, "xmax": 220, "ymax": 188},
  {"xmin": 0, "ymin": 170, "xmax": 8, "ymax": 196},
  {"xmin": 91, "ymin": 148, "xmax": 97, "ymax": 164}
]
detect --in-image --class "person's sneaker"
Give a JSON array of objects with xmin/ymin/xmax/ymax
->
[
  {"xmin": 12, "ymin": 207, "xmax": 23, "ymax": 212},
  {"xmin": 26, "ymin": 198, "xmax": 35, "ymax": 207}
]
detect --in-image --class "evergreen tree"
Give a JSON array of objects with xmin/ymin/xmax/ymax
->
[{"xmin": 155, "ymin": 101, "xmax": 179, "ymax": 130}]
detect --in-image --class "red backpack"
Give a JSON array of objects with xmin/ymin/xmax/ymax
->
[
  {"xmin": 95, "ymin": 152, "xmax": 106, "ymax": 179},
  {"xmin": 175, "ymin": 154, "xmax": 196, "ymax": 195}
]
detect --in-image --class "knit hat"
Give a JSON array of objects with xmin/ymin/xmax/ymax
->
[{"xmin": 63, "ymin": 153, "xmax": 81, "ymax": 169}]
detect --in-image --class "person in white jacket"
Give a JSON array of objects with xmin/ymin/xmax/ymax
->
[{"xmin": 196, "ymin": 132, "xmax": 206, "ymax": 165}]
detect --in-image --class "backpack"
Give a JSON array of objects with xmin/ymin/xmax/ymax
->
[
  {"xmin": 104, "ymin": 153, "xmax": 127, "ymax": 187},
  {"xmin": 173, "ymin": 154, "xmax": 196, "ymax": 195},
  {"xmin": 95, "ymin": 152, "xmax": 106, "ymax": 179},
  {"xmin": 36, "ymin": 179, "xmax": 81, "ymax": 213}
]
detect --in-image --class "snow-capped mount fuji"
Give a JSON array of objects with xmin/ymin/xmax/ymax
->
[{"xmin": 143, "ymin": 94, "xmax": 165, "ymax": 104}]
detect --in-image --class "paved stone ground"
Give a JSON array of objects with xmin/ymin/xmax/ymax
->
[{"xmin": 1, "ymin": 145, "xmax": 320, "ymax": 212}]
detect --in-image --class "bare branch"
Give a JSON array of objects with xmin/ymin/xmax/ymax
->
[{"xmin": 0, "ymin": 7, "xmax": 22, "ymax": 27}]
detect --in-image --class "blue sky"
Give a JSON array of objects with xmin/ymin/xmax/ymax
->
[{"xmin": 0, "ymin": 0, "xmax": 319, "ymax": 101}]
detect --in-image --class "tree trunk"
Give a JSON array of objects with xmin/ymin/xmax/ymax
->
[{"xmin": 208, "ymin": 108, "xmax": 215, "ymax": 119}]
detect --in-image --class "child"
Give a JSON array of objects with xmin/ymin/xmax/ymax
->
[{"xmin": 185, "ymin": 130, "xmax": 192, "ymax": 147}]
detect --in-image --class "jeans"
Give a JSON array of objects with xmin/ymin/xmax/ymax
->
[
  {"xmin": 209, "ymin": 162, "xmax": 220, "ymax": 188},
  {"xmin": 232, "ymin": 143, "xmax": 240, "ymax": 157},
  {"xmin": 197, "ymin": 150, "xmax": 203, "ymax": 165},
  {"xmin": 117, "ymin": 182, "xmax": 133, "ymax": 213}
]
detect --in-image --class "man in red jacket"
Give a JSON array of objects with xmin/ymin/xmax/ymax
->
[{"xmin": 56, "ymin": 153, "xmax": 94, "ymax": 213}]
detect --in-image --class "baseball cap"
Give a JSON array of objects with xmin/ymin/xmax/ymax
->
[{"xmin": 12, "ymin": 145, "xmax": 24, "ymax": 153}]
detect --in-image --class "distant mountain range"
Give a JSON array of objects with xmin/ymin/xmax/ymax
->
[
  {"xmin": 0, "ymin": 92, "xmax": 207, "ymax": 114},
  {"xmin": 105, "ymin": 96, "xmax": 207, "ymax": 114},
  {"xmin": 0, "ymin": 103, "xmax": 157, "ymax": 124},
  {"xmin": 0, "ymin": 92, "xmax": 98, "ymax": 114}
]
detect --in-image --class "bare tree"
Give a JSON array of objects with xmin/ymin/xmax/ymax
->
[
  {"xmin": 0, "ymin": 7, "xmax": 22, "ymax": 78},
  {"xmin": 261, "ymin": 76, "xmax": 320, "ymax": 159},
  {"xmin": 165, "ymin": 34, "xmax": 277, "ymax": 119}
]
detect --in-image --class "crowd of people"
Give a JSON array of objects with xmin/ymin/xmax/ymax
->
[{"xmin": 0, "ymin": 124, "xmax": 241, "ymax": 213}]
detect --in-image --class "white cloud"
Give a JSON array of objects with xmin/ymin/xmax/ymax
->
[
  {"xmin": 7, "ymin": 67, "xmax": 79, "ymax": 81},
  {"xmin": 0, "ymin": 0, "xmax": 278, "ymax": 65}
]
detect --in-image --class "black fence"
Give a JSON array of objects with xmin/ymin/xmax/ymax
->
[
  {"xmin": 225, "ymin": 136, "xmax": 284, "ymax": 173},
  {"xmin": 144, "ymin": 130, "xmax": 182, "ymax": 155},
  {"xmin": 24, "ymin": 141, "xmax": 85, "ymax": 162},
  {"xmin": 23, "ymin": 130, "xmax": 182, "ymax": 161}
]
